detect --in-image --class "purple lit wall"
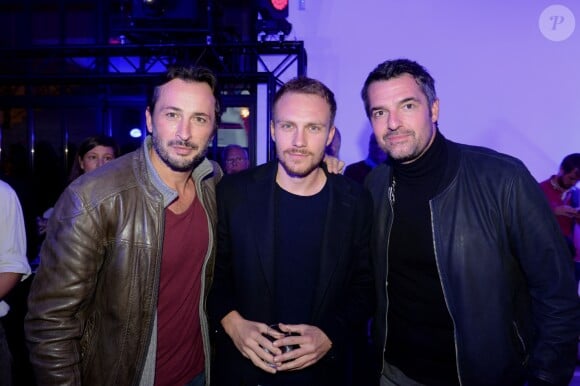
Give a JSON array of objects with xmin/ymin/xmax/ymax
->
[{"xmin": 287, "ymin": 1, "xmax": 579, "ymax": 180}]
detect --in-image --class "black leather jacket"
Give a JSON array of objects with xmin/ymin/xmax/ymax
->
[
  {"xmin": 25, "ymin": 140, "xmax": 222, "ymax": 386},
  {"xmin": 366, "ymin": 138, "xmax": 580, "ymax": 386}
]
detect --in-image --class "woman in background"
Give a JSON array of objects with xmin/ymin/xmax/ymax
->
[
  {"xmin": 37, "ymin": 135, "xmax": 120, "ymax": 237},
  {"xmin": 67, "ymin": 135, "xmax": 120, "ymax": 183}
]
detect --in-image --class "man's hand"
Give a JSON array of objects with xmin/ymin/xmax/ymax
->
[
  {"xmin": 221, "ymin": 311, "xmax": 284, "ymax": 373},
  {"xmin": 554, "ymin": 205, "xmax": 579, "ymax": 218},
  {"xmin": 272, "ymin": 323, "xmax": 332, "ymax": 371},
  {"xmin": 323, "ymin": 155, "xmax": 345, "ymax": 174}
]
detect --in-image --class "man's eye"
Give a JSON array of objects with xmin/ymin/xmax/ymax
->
[
  {"xmin": 372, "ymin": 110, "xmax": 385, "ymax": 118},
  {"xmin": 195, "ymin": 116, "xmax": 207, "ymax": 123},
  {"xmin": 166, "ymin": 112, "xmax": 179, "ymax": 119},
  {"xmin": 402, "ymin": 103, "xmax": 415, "ymax": 110}
]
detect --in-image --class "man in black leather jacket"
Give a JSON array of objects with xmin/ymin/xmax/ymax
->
[{"xmin": 362, "ymin": 58, "xmax": 580, "ymax": 386}]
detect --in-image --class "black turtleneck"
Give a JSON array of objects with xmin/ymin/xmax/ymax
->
[{"xmin": 384, "ymin": 131, "xmax": 460, "ymax": 386}]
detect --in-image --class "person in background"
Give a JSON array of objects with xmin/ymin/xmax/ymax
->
[
  {"xmin": 36, "ymin": 135, "xmax": 121, "ymax": 239},
  {"xmin": 67, "ymin": 135, "xmax": 120, "ymax": 183},
  {"xmin": 325, "ymin": 126, "xmax": 341, "ymax": 158},
  {"xmin": 25, "ymin": 65, "xmax": 222, "ymax": 386},
  {"xmin": 344, "ymin": 133, "xmax": 387, "ymax": 184},
  {"xmin": 221, "ymin": 144, "xmax": 250, "ymax": 175},
  {"xmin": 0, "ymin": 179, "xmax": 32, "ymax": 386},
  {"xmin": 208, "ymin": 77, "xmax": 374, "ymax": 386},
  {"xmin": 539, "ymin": 153, "xmax": 580, "ymax": 254},
  {"xmin": 362, "ymin": 58, "xmax": 580, "ymax": 386}
]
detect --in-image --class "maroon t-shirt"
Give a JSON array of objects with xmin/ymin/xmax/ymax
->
[
  {"xmin": 154, "ymin": 197, "xmax": 208, "ymax": 385},
  {"xmin": 540, "ymin": 178, "xmax": 575, "ymax": 238}
]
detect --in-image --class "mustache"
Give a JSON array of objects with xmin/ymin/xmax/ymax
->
[
  {"xmin": 285, "ymin": 149, "xmax": 311, "ymax": 156},
  {"xmin": 168, "ymin": 139, "xmax": 198, "ymax": 149},
  {"xmin": 383, "ymin": 129, "xmax": 413, "ymax": 140}
]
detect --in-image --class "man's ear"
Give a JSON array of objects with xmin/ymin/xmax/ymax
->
[
  {"xmin": 270, "ymin": 120, "xmax": 276, "ymax": 142},
  {"xmin": 431, "ymin": 98, "xmax": 440, "ymax": 123},
  {"xmin": 326, "ymin": 126, "xmax": 336, "ymax": 146},
  {"xmin": 145, "ymin": 107, "xmax": 153, "ymax": 134}
]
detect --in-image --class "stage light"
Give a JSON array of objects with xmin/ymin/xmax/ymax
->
[
  {"xmin": 257, "ymin": 0, "xmax": 292, "ymax": 39},
  {"xmin": 262, "ymin": 0, "xmax": 288, "ymax": 16},
  {"xmin": 130, "ymin": 128, "xmax": 143, "ymax": 138}
]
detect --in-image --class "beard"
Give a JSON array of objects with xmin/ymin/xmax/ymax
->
[
  {"xmin": 277, "ymin": 148, "xmax": 324, "ymax": 178},
  {"xmin": 380, "ymin": 128, "xmax": 434, "ymax": 164},
  {"xmin": 151, "ymin": 131, "xmax": 210, "ymax": 172}
]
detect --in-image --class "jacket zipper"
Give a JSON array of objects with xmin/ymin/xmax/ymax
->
[
  {"xmin": 195, "ymin": 175, "xmax": 213, "ymax": 386},
  {"xmin": 429, "ymin": 201, "xmax": 463, "ymax": 386},
  {"xmin": 381, "ymin": 177, "xmax": 395, "ymax": 372}
]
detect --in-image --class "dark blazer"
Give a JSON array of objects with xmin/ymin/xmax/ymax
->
[{"xmin": 208, "ymin": 161, "xmax": 375, "ymax": 386}]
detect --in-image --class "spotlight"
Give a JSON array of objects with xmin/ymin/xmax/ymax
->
[
  {"xmin": 130, "ymin": 128, "xmax": 143, "ymax": 138},
  {"xmin": 259, "ymin": 0, "xmax": 289, "ymax": 18},
  {"xmin": 257, "ymin": 0, "xmax": 292, "ymax": 39}
]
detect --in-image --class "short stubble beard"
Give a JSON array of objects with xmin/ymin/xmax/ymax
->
[{"xmin": 151, "ymin": 131, "xmax": 210, "ymax": 172}]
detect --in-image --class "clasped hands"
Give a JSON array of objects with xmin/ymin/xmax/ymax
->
[{"xmin": 221, "ymin": 311, "xmax": 332, "ymax": 374}]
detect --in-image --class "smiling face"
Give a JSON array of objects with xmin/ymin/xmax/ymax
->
[
  {"xmin": 367, "ymin": 74, "xmax": 439, "ymax": 164},
  {"xmin": 271, "ymin": 91, "xmax": 334, "ymax": 179},
  {"xmin": 145, "ymin": 78, "xmax": 216, "ymax": 174},
  {"xmin": 79, "ymin": 145, "xmax": 116, "ymax": 173}
]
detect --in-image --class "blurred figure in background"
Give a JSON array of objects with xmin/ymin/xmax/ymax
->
[
  {"xmin": 344, "ymin": 133, "xmax": 387, "ymax": 184},
  {"xmin": 539, "ymin": 153, "xmax": 580, "ymax": 289},
  {"xmin": 0, "ymin": 179, "xmax": 32, "ymax": 386},
  {"xmin": 325, "ymin": 126, "xmax": 341, "ymax": 158},
  {"xmin": 67, "ymin": 135, "xmax": 120, "ymax": 183},
  {"xmin": 539, "ymin": 153, "xmax": 580, "ymax": 253},
  {"xmin": 221, "ymin": 144, "xmax": 250, "ymax": 175},
  {"xmin": 37, "ymin": 135, "xmax": 120, "ymax": 235}
]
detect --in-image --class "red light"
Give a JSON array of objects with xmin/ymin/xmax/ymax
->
[{"xmin": 271, "ymin": 0, "xmax": 288, "ymax": 11}]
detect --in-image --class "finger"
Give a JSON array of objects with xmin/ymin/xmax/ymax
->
[
  {"xmin": 259, "ymin": 337, "xmax": 283, "ymax": 357},
  {"xmin": 247, "ymin": 349, "xmax": 278, "ymax": 374},
  {"xmin": 276, "ymin": 352, "xmax": 313, "ymax": 371}
]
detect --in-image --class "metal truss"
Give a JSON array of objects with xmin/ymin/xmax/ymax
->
[{"xmin": 0, "ymin": 41, "xmax": 306, "ymax": 86}]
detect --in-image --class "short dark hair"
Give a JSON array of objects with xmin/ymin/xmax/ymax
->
[
  {"xmin": 560, "ymin": 153, "xmax": 580, "ymax": 173},
  {"xmin": 361, "ymin": 58, "xmax": 437, "ymax": 119},
  {"xmin": 148, "ymin": 65, "xmax": 221, "ymax": 129},
  {"xmin": 273, "ymin": 76, "xmax": 337, "ymax": 127}
]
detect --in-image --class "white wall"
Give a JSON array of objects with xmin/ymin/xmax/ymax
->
[{"xmin": 286, "ymin": 1, "xmax": 580, "ymax": 180}]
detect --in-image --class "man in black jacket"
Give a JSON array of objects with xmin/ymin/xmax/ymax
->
[
  {"xmin": 208, "ymin": 77, "xmax": 374, "ymax": 386},
  {"xmin": 362, "ymin": 58, "xmax": 580, "ymax": 386}
]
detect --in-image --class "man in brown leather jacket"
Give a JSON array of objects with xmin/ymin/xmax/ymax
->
[{"xmin": 25, "ymin": 65, "xmax": 223, "ymax": 386}]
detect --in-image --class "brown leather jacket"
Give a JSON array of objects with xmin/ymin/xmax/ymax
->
[{"xmin": 25, "ymin": 140, "xmax": 222, "ymax": 386}]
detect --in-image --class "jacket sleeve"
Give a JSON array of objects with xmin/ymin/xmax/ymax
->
[
  {"xmin": 206, "ymin": 178, "xmax": 237, "ymax": 329},
  {"xmin": 507, "ymin": 166, "xmax": 580, "ymax": 385},
  {"xmin": 316, "ymin": 186, "xmax": 375, "ymax": 359},
  {"xmin": 25, "ymin": 186, "xmax": 104, "ymax": 386}
]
